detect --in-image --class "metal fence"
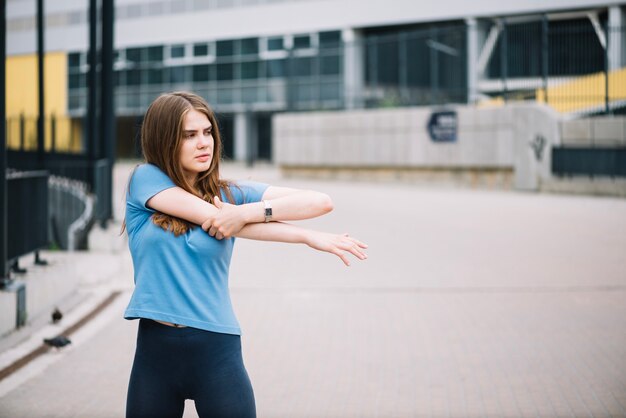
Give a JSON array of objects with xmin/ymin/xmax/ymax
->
[
  {"xmin": 64, "ymin": 19, "xmax": 625, "ymax": 117},
  {"xmin": 6, "ymin": 170, "xmax": 49, "ymax": 263}
]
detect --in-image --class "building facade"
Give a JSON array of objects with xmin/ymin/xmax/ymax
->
[{"xmin": 6, "ymin": 0, "xmax": 626, "ymax": 160}]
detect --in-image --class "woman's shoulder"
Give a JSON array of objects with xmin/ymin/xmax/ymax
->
[{"xmin": 130, "ymin": 163, "xmax": 171, "ymax": 185}]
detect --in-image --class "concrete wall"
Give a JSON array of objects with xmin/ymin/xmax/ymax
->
[
  {"xmin": 561, "ymin": 116, "xmax": 626, "ymax": 147},
  {"xmin": 274, "ymin": 103, "xmax": 560, "ymax": 191},
  {"xmin": 274, "ymin": 106, "xmax": 626, "ymax": 196}
]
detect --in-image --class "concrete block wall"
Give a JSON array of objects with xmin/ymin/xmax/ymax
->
[
  {"xmin": 561, "ymin": 116, "xmax": 626, "ymax": 147},
  {"xmin": 274, "ymin": 103, "xmax": 560, "ymax": 191}
]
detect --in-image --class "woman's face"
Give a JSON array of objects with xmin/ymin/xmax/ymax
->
[{"xmin": 179, "ymin": 108, "xmax": 214, "ymax": 183}]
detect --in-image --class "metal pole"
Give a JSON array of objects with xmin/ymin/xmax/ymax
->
[
  {"xmin": 101, "ymin": 0, "xmax": 115, "ymax": 223},
  {"xmin": 500, "ymin": 19, "xmax": 508, "ymax": 103},
  {"xmin": 542, "ymin": 15, "xmax": 549, "ymax": 105},
  {"xmin": 37, "ymin": 0, "xmax": 44, "ymax": 163},
  {"xmin": 87, "ymin": 0, "xmax": 98, "ymax": 162},
  {"xmin": 604, "ymin": 22, "xmax": 610, "ymax": 115},
  {"xmin": 1, "ymin": 0, "xmax": 9, "ymax": 286}
]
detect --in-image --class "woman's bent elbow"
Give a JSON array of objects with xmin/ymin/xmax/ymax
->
[{"xmin": 320, "ymin": 194, "xmax": 334, "ymax": 214}]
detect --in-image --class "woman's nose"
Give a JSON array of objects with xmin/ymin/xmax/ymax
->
[{"xmin": 197, "ymin": 134, "xmax": 211, "ymax": 148}]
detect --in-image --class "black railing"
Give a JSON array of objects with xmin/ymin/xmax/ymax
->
[
  {"xmin": 552, "ymin": 147, "xmax": 626, "ymax": 177},
  {"xmin": 7, "ymin": 151, "xmax": 112, "ymax": 224},
  {"xmin": 6, "ymin": 170, "xmax": 49, "ymax": 262}
]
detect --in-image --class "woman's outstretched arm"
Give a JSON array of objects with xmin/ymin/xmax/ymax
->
[
  {"xmin": 206, "ymin": 185, "xmax": 333, "ymax": 238},
  {"xmin": 146, "ymin": 185, "xmax": 366, "ymax": 266},
  {"xmin": 231, "ymin": 220, "xmax": 367, "ymax": 267},
  {"xmin": 148, "ymin": 184, "xmax": 334, "ymax": 238}
]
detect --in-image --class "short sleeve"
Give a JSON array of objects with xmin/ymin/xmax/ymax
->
[
  {"xmin": 228, "ymin": 180, "xmax": 269, "ymax": 205},
  {"xmin": 127, "ymin": 164, "xmax": 177, "ymax": 212}
]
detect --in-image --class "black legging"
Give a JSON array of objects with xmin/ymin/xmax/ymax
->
[{"xmin": 126, "ymin": 319, "xmax": 256, "ymax": 418}]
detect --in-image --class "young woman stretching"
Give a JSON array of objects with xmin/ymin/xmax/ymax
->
[{"xmin": 123, "ymin": 91, "xmax": 367, "ymax": 418}]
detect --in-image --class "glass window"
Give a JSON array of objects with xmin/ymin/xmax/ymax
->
[
  {"xmin": 241, "ymin": 38, "xmax": 259, "ymax": 55},
  {"xmin": 126, "ymin": 69, "xmax": 141, "ymax": 85},
  {"xmin": 147, "ymin": 46, "xmax": 164, "ymax": 62},
  {"xmin": 68, "ymin": 52, "xmax": 81, "ymax": 68},
  {"xmin": 266, "ymin": 59, "xmax": 285, "ymax": 78},
  {"xmin": 194, "ymin": 43, "xmax": 209, "ymax": 57},
  {"xmin": 193, "ymin": 64, "xmax": 211, "ymax": 82},
  {"xmin": 241, "ymin": 61, "xmax": 259, "ymax": 79},
  {"xmin": 320, "ymin": 55, "xmax": 340, "ymax": 75},
  {"xmin": 68, "ymin": 73, "xmax": 84, "ymax": 89},
  {"xmin": 319, "ymin": 31, "xmax": 341, "ymax": 47},
  {"xmin": 147, "ymin": 69, "xmax": 163, "ymax": 84},
  {"xmin": 126, "ymin": 48, "xmax": 142, "ymax": 63},
  {"xmin": 267, "ymin": 37, "xmax": 284, "ymax": 51},
  {"xmin": 216, "ymin": 40, "xmax": 235, "ymax": 57},
  {"xmin": 217, "ymin": 63, "xmax": 234, "ymax": 80},
  {"xmin": 293, "ymin": 57, "xmax": 313, "ymax": 77},
  {"xmin": 171, "ymin": 45, "xmax": 185, "ymax": 58},
  {"xmin": 170, "ymin": 66, "xmax": 189, "ymax": 83},
  {"xmin": 293, "ymin": 35, "xmax": 311, "ymax": 49}
]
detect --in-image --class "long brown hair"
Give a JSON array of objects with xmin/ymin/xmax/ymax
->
[{"xmin": 126, "ymin": 91, "xmax": 234, "ymax": 236}]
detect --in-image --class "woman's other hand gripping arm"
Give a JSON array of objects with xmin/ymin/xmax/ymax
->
[{"xmin": 205, "ymin": 186, "xmax": 333, "ymax": 239}]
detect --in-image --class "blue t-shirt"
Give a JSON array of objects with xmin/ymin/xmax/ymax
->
[{"xmin": 124, "ymin": 163, "xmax": 269, "ymax": 335}]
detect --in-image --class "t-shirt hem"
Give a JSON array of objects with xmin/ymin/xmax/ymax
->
[{"xmin": 124, "ymin": 309, "xmax": 241, "ymax": 335}]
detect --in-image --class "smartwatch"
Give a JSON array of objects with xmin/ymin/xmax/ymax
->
[{"xmin": 263, "ymin": 200, "xmax": 273, "ymax": 223}]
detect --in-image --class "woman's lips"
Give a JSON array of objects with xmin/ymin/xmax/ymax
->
[{"xmin": 196, "ymin": 154, "xmax": 210, "ymax": 162}]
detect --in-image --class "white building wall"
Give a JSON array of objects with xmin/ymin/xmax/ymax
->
[{"xmin": 7, "ymin": 0, "xmax": 625, "ymax": 54}]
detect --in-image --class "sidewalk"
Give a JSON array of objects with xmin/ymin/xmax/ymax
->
[{"xmin": 0, "ymin": 161, "xmax": 625, "ymax": 417}]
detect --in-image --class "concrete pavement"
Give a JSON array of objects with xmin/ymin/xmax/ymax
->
[{"xmin": 0, "ymin": 161, "xmax": 625, "ymax": 417}]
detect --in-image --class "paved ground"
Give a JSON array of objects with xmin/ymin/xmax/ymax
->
[{"xmin": 0, "ymin": 161, "xmax": 625, "ymax": 418}]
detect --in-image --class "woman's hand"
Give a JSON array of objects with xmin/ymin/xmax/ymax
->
[
  {"xmin": 304, "ymin": 231, "xmax": 368, "ymax": 266},
  {"xmin": 202, "ymin": 196, "xmax": 247, "ymax": 239}
]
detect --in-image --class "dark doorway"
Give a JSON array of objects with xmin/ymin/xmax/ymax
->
[
  {"xmin": 216, "ymin": 113, "xmax": 234, "ymax": 160},
  {"xmin": 116, "ymin": 116, "xmax": 143, "ymax": 159},
  {"xmin": 256, "ymin": 113, "xmax": 272, "ymax": 161}
]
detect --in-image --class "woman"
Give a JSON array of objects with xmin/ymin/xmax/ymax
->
[{"xmin": 123, "ymin": 91, "xmax": 367, "ymax": 418}]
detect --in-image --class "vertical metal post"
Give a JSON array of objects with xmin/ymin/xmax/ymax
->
[
  {"xmin": 398, "ymin": 32, "xmax": 407, "ymax": 105},
  {"xmin": 429, "ymin": 28, "xmax": 438, "ymax": 104},
  {"xmin": 87, "ymin": 0, "xmax": 98, "ymax": 162},
  {"xmin": 466, "ymin": 18, "xmax": 478, "ymax": 105},
  {"xmin": 50, "ymin": 113, "xmax": 56, "ymax": 152},
  {"xmin": 101, "ymin": 0, "xmax": 115, "ymax": 223},
  {"xmin": 1, "ymin": 0, "xmax": 9, "ymax": 285},
  {"xmin": 37, "ymin": 0, "xmax": 44, "ymax": 162},
  {"xmin": 604, "ymin": 22, "xmax": 610, "ymax": 115},
  {"xmin": 542, "ymin": 15, "xmax": 549, "ymax": 105},
  {"xmin": 500, "ymin": 19, "xmax": 508, "ymax": 102}
]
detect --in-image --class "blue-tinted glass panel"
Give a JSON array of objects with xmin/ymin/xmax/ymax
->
[
  {"xmin": 320, "ymin": 55, "xmax": 340, "ymax": 75},
  {"xmin": 217, "ymin": 63, "xmax": 234, "ymax": 80},
  {"xmin": 170, "ymin": 66, "xmax": 189, "ymax": 83},
  {"xmin": 293, "ymin": 35, "xmax": 311, "ymax": 49},
  {"xmin": 147, "ymin": 46, "xmax": 163, "ymax": 62},
  {"xmin": 267, "ymin": 59, "xmax": 285, "ymax": 78},
  {"xmin": 216, "ymin": 40, "xmax": 235, "ymax": 57},
  {"xmin": 126, "ymin": 48, "xmax": 142, "ymax": 63},
  {"xmin": 68, "ymin": 73, "xmax": 84, "ymax": 89},
  {"xmin": 241, "ymin": 61, "xmax": 259, "ymax": 79},
  {"xmin": 171, "ymin": 45, "xmax": 185, "ymax": 58},
  {"xmin": 241, "ymin": 38, "xmax": 259, "ymax": 55},
  {"xmin": 193, "ymin": 65, "xmax": 211, "ymax": 82},
  {"xmin": 293, "ymin": 57, "xmax": 314, "ymax": 77},
  {"xmin": 68, "ymin": 52, "xmax": 81, "ymax": 68},
  {"xmin": 126, "ymin": 69, "xmax": 141, "ymax": 85},
  {"xmin": 267, "ymin": 37, "xmax": 284, "ymax": 51},
  {"xmin": 147, "ymin": 69, "xmax": 163, "ymax": 84},
  {"xmin": 319, "ymin": 31, "xmax": 341, "ymax": 47},
  {"xmin": 194, "ymin": 43, "xmax": 209, "ymax": 56}
]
